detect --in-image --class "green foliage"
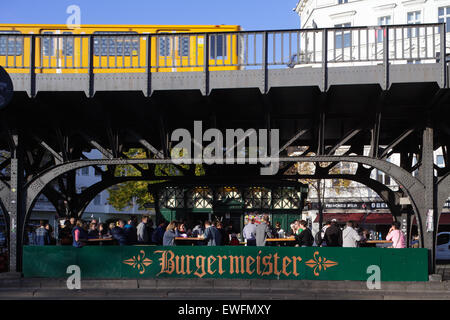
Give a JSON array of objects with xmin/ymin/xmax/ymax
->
[{"xmin": 106, "ymin": 148, "xmax": 204, "ymax": 211}]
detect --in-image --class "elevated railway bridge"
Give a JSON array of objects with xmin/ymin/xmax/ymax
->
[{"xmin": 1, "ymin": 23, "xmax": 450, "ymax": 276}]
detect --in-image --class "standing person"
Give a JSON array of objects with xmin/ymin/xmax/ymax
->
[
  {"xmin": 324, "ymin": 220, "xmax": 342, "ymax": 247},
  {"xmin": 87, "ymin": 222, "xmax": 99, "ymax": 239},
  {"xmin": 201, "ymin": 221, "xmax": 222, "ymax": 246},
  {"xmin": 316, "ymin": 221, "xmax": 331, "ymax": 247},
  {"xmin": 146, "ymin": 219, "xmax": 155, "ymax": 244},
  {"xmin": 137, "ymin": 216, "xmax": 149, "ymax": 244},
  {"xmin": 104, "ymin": 222, "xmax": 116, "ymax": 239},
  {"xmin": 287, "ymin": 221, "xmax": 298, "ymax": 237},
  {"xmin": 296, "ymin": 220, "xmax": 314, "ymax": 247},
  {"xmin": 69, "ymin": 217, "xmax": 76, "ymax": 230},
  {"xmin": 386, "ymin": 222, "xmax": 406, "ymax": 248},
  {"xmin": 72, "ymin": 220, "xmax": 88, "ymax": 248},
  {"xmin": 192, "ymin": 220, "xmax": 204, "ymax": 238},
  {"xmin": 215, "ymin": 221, "xmax": 227, "ymax": 245},
  {"xmin": 35, "ymin": 221, "xmax": 50, "ymax": 246},
  {"xmin": 163, "ymin": 221, "xmax": 177, "ymax": 246},
  {"xmin": 152, "ymin": 222, "xmax": 166, "ymax": 245},
  {"xmin": 124, "ymin": 218, "xmax": 137, "ymax": 245},
  {"xmin": 342, "ymin": 221, "xmax": 362, "ymax": 248},
  {"xmin": 59, "ymin": 220, "xmax": 73, "ymax": 245},
  {"xmin": 411, "ymin": 234, "xmax": 420, "ymax": 248},
  {"xmin": 111, "ymin": 220, "xmax": 127, "ymax": 246},
  {"xmin": 243, "ymin": 218, "xmax": 257, "ymax": 246},
  {"xmin": 24, "ymin": 225, "xmax": 36, "ymax": 246},
  {"xmin": 274, "ymin": 222, "xmax": 285, "ymax": 238},
  {"xmin": 98, "ymin": 223, "xmax": 107, "ymax": 238},
  {"xmin": 255, "ymin": 215, "xmax": 273, "ymax": 246},
  {"xmin": 45, "ymin": 224, "xmax": 56, "ymax": 245}
]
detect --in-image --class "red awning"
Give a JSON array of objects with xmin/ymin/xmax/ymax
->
[
  {"xmin": 313, "ymin": 212, "xmax": 393, "ymax": 224},
  {"xmin": 412, "ymin": 214, "xmax": 450, "ymax": 225}
]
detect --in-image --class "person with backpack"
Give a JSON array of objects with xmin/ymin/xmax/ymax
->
[{"xmin": 315, "ymin": 221, "xmax": 331, "ymax": 247}]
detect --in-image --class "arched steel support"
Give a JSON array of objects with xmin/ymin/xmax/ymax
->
[{"xmin": 10, "ymin": 153, "xmax": 434, "ymax": 273}]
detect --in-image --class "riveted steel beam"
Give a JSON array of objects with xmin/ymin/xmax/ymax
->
[{"xmin": 379, "ymin": 129, "xmax": 415, "ymax": 159}]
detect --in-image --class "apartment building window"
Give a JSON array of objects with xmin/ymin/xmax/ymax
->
[
  {"xmin": 407, "ymin": 11, "xmax": 421, "ymax": 37},
  {"xmin": 377, "ymin": 16, "xmax": 391, "ymax": 43},
  {"xmin": 438, "ymin": 6, "xmax": 450, "ymax": 32},
  {"xmin": 335, "ymin": 23, "xmax": 351, "ymax": 49}
]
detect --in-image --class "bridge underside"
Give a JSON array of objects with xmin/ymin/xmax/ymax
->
[{"xmin": 2, "ymin": 80, "xmax": 450, "ymax": 275}]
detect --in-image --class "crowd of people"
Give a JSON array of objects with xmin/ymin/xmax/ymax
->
[
  {"xmin": 25, "ymin": 216, "xmax": 162, "ymax": 247},
  {"xmin": 312, "ymin": 219, "xmax": 407, "ymax": 248},
  {"xmin": 23, "ymin": 214, "xmax": 408, "ymax": 248},
  {"xmin": 243, "ymin": 216, "xmax": 407, "ymax": 248}
]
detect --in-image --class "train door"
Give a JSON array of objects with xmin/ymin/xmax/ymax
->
[
  {"xmin": 39, "ymin": 29, "xmax": 74, "ymax": 72},
  {"xmin": 156, "ymin": 30, "xmax": 199, "ymax": 72},
  {"xmin": 209, "ymin": 33, "xmax": 239, "ymax": 70},
  {"xmin": 92, "ymin": 31, "xmax": 140, "ymax": 71}
]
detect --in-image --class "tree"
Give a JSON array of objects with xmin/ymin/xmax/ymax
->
[
  {"xmin": 107, "ymin": 148, "xmax": 204, "ymax": 211},
  {"xmin": 297, "ymin": 152, "xmax": 351, "ymax": 230}
]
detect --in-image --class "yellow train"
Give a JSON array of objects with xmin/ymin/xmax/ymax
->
[{"xmin": 0, "ymin": 24, "xmax": 242, "ymax": 73}]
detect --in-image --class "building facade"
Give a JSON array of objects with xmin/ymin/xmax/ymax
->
[{"xmin": 295, "ymin": 0, "xmax": 450, "ymax": 30}]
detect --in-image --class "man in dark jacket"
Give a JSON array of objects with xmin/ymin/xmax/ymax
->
[
  {"xmin": 35, "ymin": 221, "xmax": 50, "ymax": 246},
  {"xmin": 152, "ymin": 222, "xmax": 166, "ymax": 245},
  {"xmin": 201, "ymin": 221, "xmax": 222, "ymax": 246},
  {"xmin": 324, "ymin": 220, "xmax": 342, "ymax": 247},
  {"xmin": 296, "ymin": 220, "xmax": 314, "ymax": 247},
  {"xmin": 124, "ymin": 218, "xmax": 138, "ymax": 245},
  {"xmin": 111, "ymin": 220, "xmax": 127, "ymax": 246},
  {"xmin": 255, "ymin": 215, "xmax": 273, "ymax": 246}
]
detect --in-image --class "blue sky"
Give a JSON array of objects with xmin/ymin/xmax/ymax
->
[{"xmin": 1, "ymin": 0, "xmax": 301, "ymax": 31}]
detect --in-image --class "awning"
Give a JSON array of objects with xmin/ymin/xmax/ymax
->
[
  {"xmin": 313, "ymin": 212, "xmax": 393, "ymax": 224},
  {"xmin": 412, "ymin": 214, "xmax": 450, "ymax": 225},
  {"xmin": 313, "ymin": 213, "xmax": 450, "ymax": 225}
]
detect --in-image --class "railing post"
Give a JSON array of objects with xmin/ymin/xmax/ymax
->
[
  {"xmin": 262, "ymin": 31, "xmax": 268, "ymax": 94},
  {"xmin": 88, "ymin": 35, "xmax": 94, "ymax": 98},
  {"xmin": 203, "ymin": 33, "xmax": 210, "ymax": 96},
  {"xmin": 322, "ymin": 29, "xmax": 328, "ymax": 92},
  {"xmin": 147, "ymin": 34, "xmax": 152, "ymax": 97},
  {"xmin": 383, "ymin": 26, "xmax": 390, "ymax": 90},
  {"xmin": 29, "ymin": 35, "xmax": 36, "ymax": 98},
  {"xmin": 440, "ymin": 23, "xmax": 447, "ymax": 88}
]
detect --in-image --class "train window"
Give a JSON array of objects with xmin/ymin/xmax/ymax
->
[
  {"xmin": 0, "ymin": 30, "xmax": 23, "ymax": 56},
  {"xmin": 93, "ymin": 31, "xmax": 139, "ymax": 56},
  {"xmin": 210, "ymin": 34, "xmax": 226, "ymax": 59},
  {"xmin": 159, "ymin": 36, "xmax": 171, "ymax": 57},
  {"xmin": 62, "ymin": 32, "xmax": 74, "ymax": 56},
  {"xmin": 178, "ymin": 36, "xmax": 189, "ymax": 57},
  {"xmin": 42, "ymin": 31, "xmax": 54, "ymax": 56}
]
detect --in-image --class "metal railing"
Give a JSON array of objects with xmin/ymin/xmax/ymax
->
[{"xmin": 0, "ymin": 23, "xmax": 446, "ymax": 71}]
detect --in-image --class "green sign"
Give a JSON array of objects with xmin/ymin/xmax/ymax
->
[{"xmin": 23, "ymin": 246, "xmax": 428, "ymax": 281}]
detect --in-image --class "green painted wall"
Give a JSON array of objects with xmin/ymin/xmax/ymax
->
[{"xmin": 23, "ymin": 246, "xmax": 428, "ymax": 281}]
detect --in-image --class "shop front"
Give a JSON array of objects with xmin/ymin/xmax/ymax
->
[{"xmin": 153, "ymin": 182, "xmax": 309, "ymax": 238}]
